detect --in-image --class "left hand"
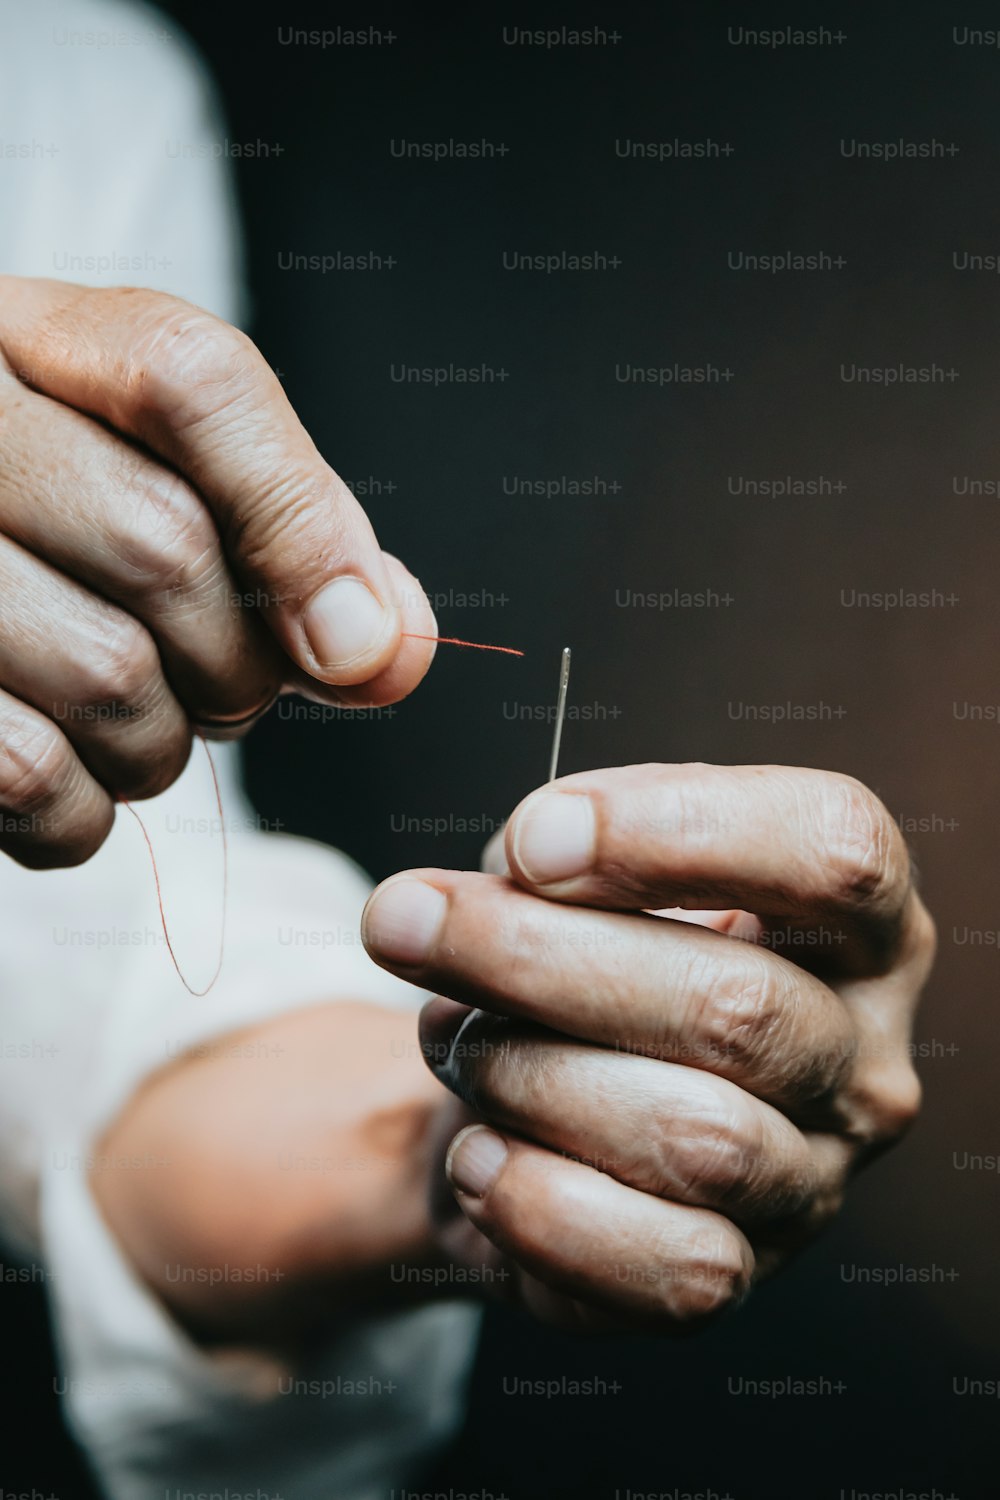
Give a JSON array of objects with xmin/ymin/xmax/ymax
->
[{"xmin": 361, "ymin": 762, "xmax": 936, "ymax": 1333}]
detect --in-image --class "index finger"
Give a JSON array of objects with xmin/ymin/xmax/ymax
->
[
  {"xmin": 0, "ymin": 279, "xmax": 426, "ymax": 694},
  {"xmin": 503, "ymin": 763, "xmax": 920, "ymax": 972}
]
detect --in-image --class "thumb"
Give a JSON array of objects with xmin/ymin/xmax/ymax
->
[{"xmin": 0, "ymin": 281, "xmax": 429, "ymax": 696}]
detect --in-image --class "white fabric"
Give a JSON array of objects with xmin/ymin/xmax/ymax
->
[{"xmin": 0, "ymin": 2, "xmax": 479, "ymax": 1495}]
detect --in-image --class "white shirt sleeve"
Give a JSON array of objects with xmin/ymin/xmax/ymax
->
[
  {"xmin": 20, "ymin": 751, "xmax": 478, "ymax": 1500},
  {"xmin": 0, "ymin": 0, "xmax": 248, "ymax": 328},
  {"xmin": 0, "ymin": 3, "xmax": 479, "ymax": 1495}
]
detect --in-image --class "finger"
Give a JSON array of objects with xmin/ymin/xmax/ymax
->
[
  {"xmin": 0, "ymin": 373, "xmax": 283, "ymax": 727},
  {"xmin": 0, "ymin": 280, "xmax": 428, "ymax": 695},
  {"xmin": 0, "ymin": 533, "xmax": 191, "ymax": 800},
  {"xmin": 286, "ymin": 555, "xmax": 438, "ymax": 710},
  {"xmin": 362, "ymin": 871, "xmax": 854, "ymax": 1109},
  {"xmin": 500, "ymin": 760, "xmax": 933, "ymax": 1146},
  {"xmin": 823, "ymin": 971, "xmax": 925, "ymax": 1157},
  {"xmin": 423, "ymin": 1000, "xmax": 820, "ymax": 1224},
  {"xmin": 502, "ymin": 763, "xmax": 917, "ymax": 971},
  {"xmin": 444, "ymin": 1124, "xmax": 755, "ymax": 1331},
  {"xmin": 0, "ymin": 687, "xmax": 114, "ymax": 867}
]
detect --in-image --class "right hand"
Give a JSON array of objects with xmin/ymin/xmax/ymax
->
[{"xmin": 0, "ymin": 278, "xmax": 437, "ymax": 867}]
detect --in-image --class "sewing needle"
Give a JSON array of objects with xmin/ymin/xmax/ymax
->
[{"xmin": 548, "ymin": 646, "xmax": 572, "ymax": 782}]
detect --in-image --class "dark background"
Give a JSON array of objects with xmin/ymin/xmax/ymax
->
[{"xmin": 8, "ymin": 2, "xmax": 1000, "ymax": 1496}]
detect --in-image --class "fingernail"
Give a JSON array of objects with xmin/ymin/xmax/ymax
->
[
  {"xmin": 446, "ymin": 1125, "xmax": 508, "ymax": 1198},
  {"xmin": 303, "ymin": 577, "xmax": 395, "ymax": 673},
  {"xmin": 510, "ymin": 791, "xmax": 596, "ymax": 885},
  {"xmin": 362, "ymin": 877, "xmax": 447, "ymax": 967}
]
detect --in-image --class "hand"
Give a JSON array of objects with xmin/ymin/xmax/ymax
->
[
  {"xmin": 0, "ymin": 279, "xmax": 436, "ymax": 867},
  {"xmin": 361, "ymin": 763, "xmax": 936, "ymax": 1333}
]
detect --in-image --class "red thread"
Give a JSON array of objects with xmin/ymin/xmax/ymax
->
[
  {"xmin": 401, "ymin": 632, "xmax": 524, "ymax": 657},
  {"xmin": 121, "ymin": 735, "xmax": 228, "ymax": 997}
]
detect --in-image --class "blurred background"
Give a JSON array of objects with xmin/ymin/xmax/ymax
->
[{"xmin": 7, "ymin": 2, "xmax": 1000, "ymax": 1496}]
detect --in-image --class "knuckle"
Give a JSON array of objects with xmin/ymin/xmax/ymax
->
[
  {"xmin": 116, "ymin": 466, "xmax": 220, "ymax": 598},
  {"xmin": 846, "ymin": 1063, "xmax": 923, "ymax": 1148},
  {"xmin": 655, "ymin": 1106, "xmax": 756, "ymax": 1206},
  {"xmin": 0, "ymin": 715, "xmax": 72, "ymax": 815},
  {"xmin": 692, "ymin": 954, "xmax": 786, "ymax": 1076},
  {"xmin": 124, "ymin": 296, "xmax": 260, "ymax": 428},
  {"xmin": 817, "ymin": 775, "xmax": 906, "ymax": 916},
  {"xmin": 0, "ymin": 714, "xmax": 113, "ymax": 868},
  {"xmin": 668, "ymin": 1227, "xmax": 752, "ymax": 1327},
  {"xmin": 77, "ymin": 615, "xmax": 161, "ymax": 712}
]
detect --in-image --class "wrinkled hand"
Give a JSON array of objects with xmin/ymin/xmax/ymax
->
[
  {"xmin": 0, "ymin": 279, "xmax": 435, "ymax": 866},
  {"xmin": 362, "ymin": 763, "xmax": 935, "ymax": 1332}
]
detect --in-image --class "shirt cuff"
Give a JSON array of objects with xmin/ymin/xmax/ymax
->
[{"xmin": 42, "ymin": 1150, "xmax": 480, "ymax": 1500}]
